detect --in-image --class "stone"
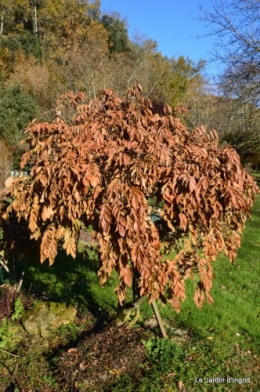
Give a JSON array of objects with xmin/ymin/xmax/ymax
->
[{"xmin": 21, "ymin": 301, "xmax": 77, "ymax": 337}]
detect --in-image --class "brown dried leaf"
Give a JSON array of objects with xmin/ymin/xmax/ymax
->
[{"xmin": 41, "ymin": 206, "xmax": 54, "ymax": 222}]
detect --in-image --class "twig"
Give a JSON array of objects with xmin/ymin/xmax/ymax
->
[
  {"xmin": 16, "ymin": 271, "xmax": 24, "ymax": 293},
  {"xmin": 0, "ymin": 258, "xmax": 9, "ymax": 273},
  {"xmin": 0, "ymin": 348, "xmax": 20, "ymax": 357},
  {"xmin": 0, "ymin": 361, "xmax": 22, "ymax": 391}
]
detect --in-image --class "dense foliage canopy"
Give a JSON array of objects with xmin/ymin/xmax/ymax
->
[{"xmin": 3, "ymin": 86, "xmax": 258, "ymax": 310}]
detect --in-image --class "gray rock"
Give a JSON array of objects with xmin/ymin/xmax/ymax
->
[{"xmin": 21, "ymin": 301, "xmax": 77, "ymax": 337}]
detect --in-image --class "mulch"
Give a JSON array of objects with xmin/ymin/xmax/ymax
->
[
  {"xmin": 0, "ymin": 284, "xmax": 20, "ymax": 322},
  {"xmin": 52, "ymin": 323, "xmax": 150, "ymax": 391}
]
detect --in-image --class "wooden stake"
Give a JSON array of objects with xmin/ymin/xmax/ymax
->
[{"xmin": 151, "ymin": 300, "xmax": 168, "ymax": 338}]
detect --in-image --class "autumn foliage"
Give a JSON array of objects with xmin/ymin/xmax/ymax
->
[{"xmin": 3, "ymin": 85, "xmax": 259, "ymax": 310}]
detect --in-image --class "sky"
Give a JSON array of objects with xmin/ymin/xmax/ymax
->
[{"xmin": 100, "ymin": 0, "xmax": 223, "ymax": 78}]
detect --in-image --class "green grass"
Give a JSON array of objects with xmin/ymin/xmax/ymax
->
[{"xmin": 171, "ymin": 194, "xmax": 260, "ymax": 348}]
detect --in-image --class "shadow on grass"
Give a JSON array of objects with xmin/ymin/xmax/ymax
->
[{"xmin": 11, "ymin": 245, "xmax": 118, "ymax": 326}]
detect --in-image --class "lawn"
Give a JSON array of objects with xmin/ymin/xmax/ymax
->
[{"xmin": 0, "ymin": 193, "xmax": 259, "ymax": 391}]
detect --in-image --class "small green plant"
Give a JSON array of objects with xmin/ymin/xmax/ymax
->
[
  {"xmin": 0, "ymin": 297, "xmax": 24, "ymax": 351},
  {"xmin": 106, "ymin": 375, "xmax": 135, "ymax": 392},
  {"xmin": 11, "ymin": 297, "xmax": 24, "ymax": 321},
  {"xmin": 0, "ymin": 318, "xmax": 23, "ymax": 350},
  {"xmin": 55, "ymin": 321, "xmax": 81, "ymax": 342},
  {"xmin": 0, "ymin": 319, "xmax": 11, "ymax": 349},
  {"xmin": 15, "ymin": 344, "xmax": 58, "ymax": 390},
  {"xmin": 142, "ymin": 337, "xmax": 183, "ymax": 372}
]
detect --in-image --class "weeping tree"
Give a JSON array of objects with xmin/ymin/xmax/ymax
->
[{"xmin": 2, "ymin": 85, "xmax": 258, "ymax": 315}]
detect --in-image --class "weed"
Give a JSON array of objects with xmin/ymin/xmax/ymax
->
[
  {"xmin": 143, "ymin": 337, "xmax": 182, "ymax": 372},
  {"xmin": 0, "ymin": 319, "xmax": 24, "ymax": 351},
  {"xmin": 15, "ymin": 344, "xmax": 58, "ymax": 390},
  {"xmin": 11, "ymin": 297, "xmax": 24, "ymax": 321},
  {"xmin": 50, "ymin": 319, "xmax": 90, "ymax": 347}
]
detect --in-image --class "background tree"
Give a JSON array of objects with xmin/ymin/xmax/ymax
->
[
  {"xmin": 101, "ymin": 13, "xmax": 131, "ymax": 53},
  {"xmin": 60, "ymin": 20, "xmax": 110, "ymax": 97},
  {"xmin": 202, "ymin": 0, "xmax": 260, "ymax": 104},
  {"xmin": 3, "ymin": 86, "xmax": 258, "ymax": 311},
  {"xmin": 201, "ymin": 0, "xmax": 260, "ymax": 166},
  {"xmin": 0, "ymin": 0, "xmax": 207, "ymax": 114},
  {"xmin": 6, "ymin": 51, "xmax": 54, "ymax": 110},
  {"xmin": 185, "ymin": 83, "xmax": 260, "ymax": 168},
  {"xmin": 0, "ymin": 83, "xmax": 39, "ymax": 169},
  {"xmin": 0, "ymin": 0, "xmax": 31, "ymax": 35}
]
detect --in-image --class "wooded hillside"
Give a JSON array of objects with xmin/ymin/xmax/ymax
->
[{"xmin": 0, "ymin": 0, "xmax": 259, "ymax": 185}]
